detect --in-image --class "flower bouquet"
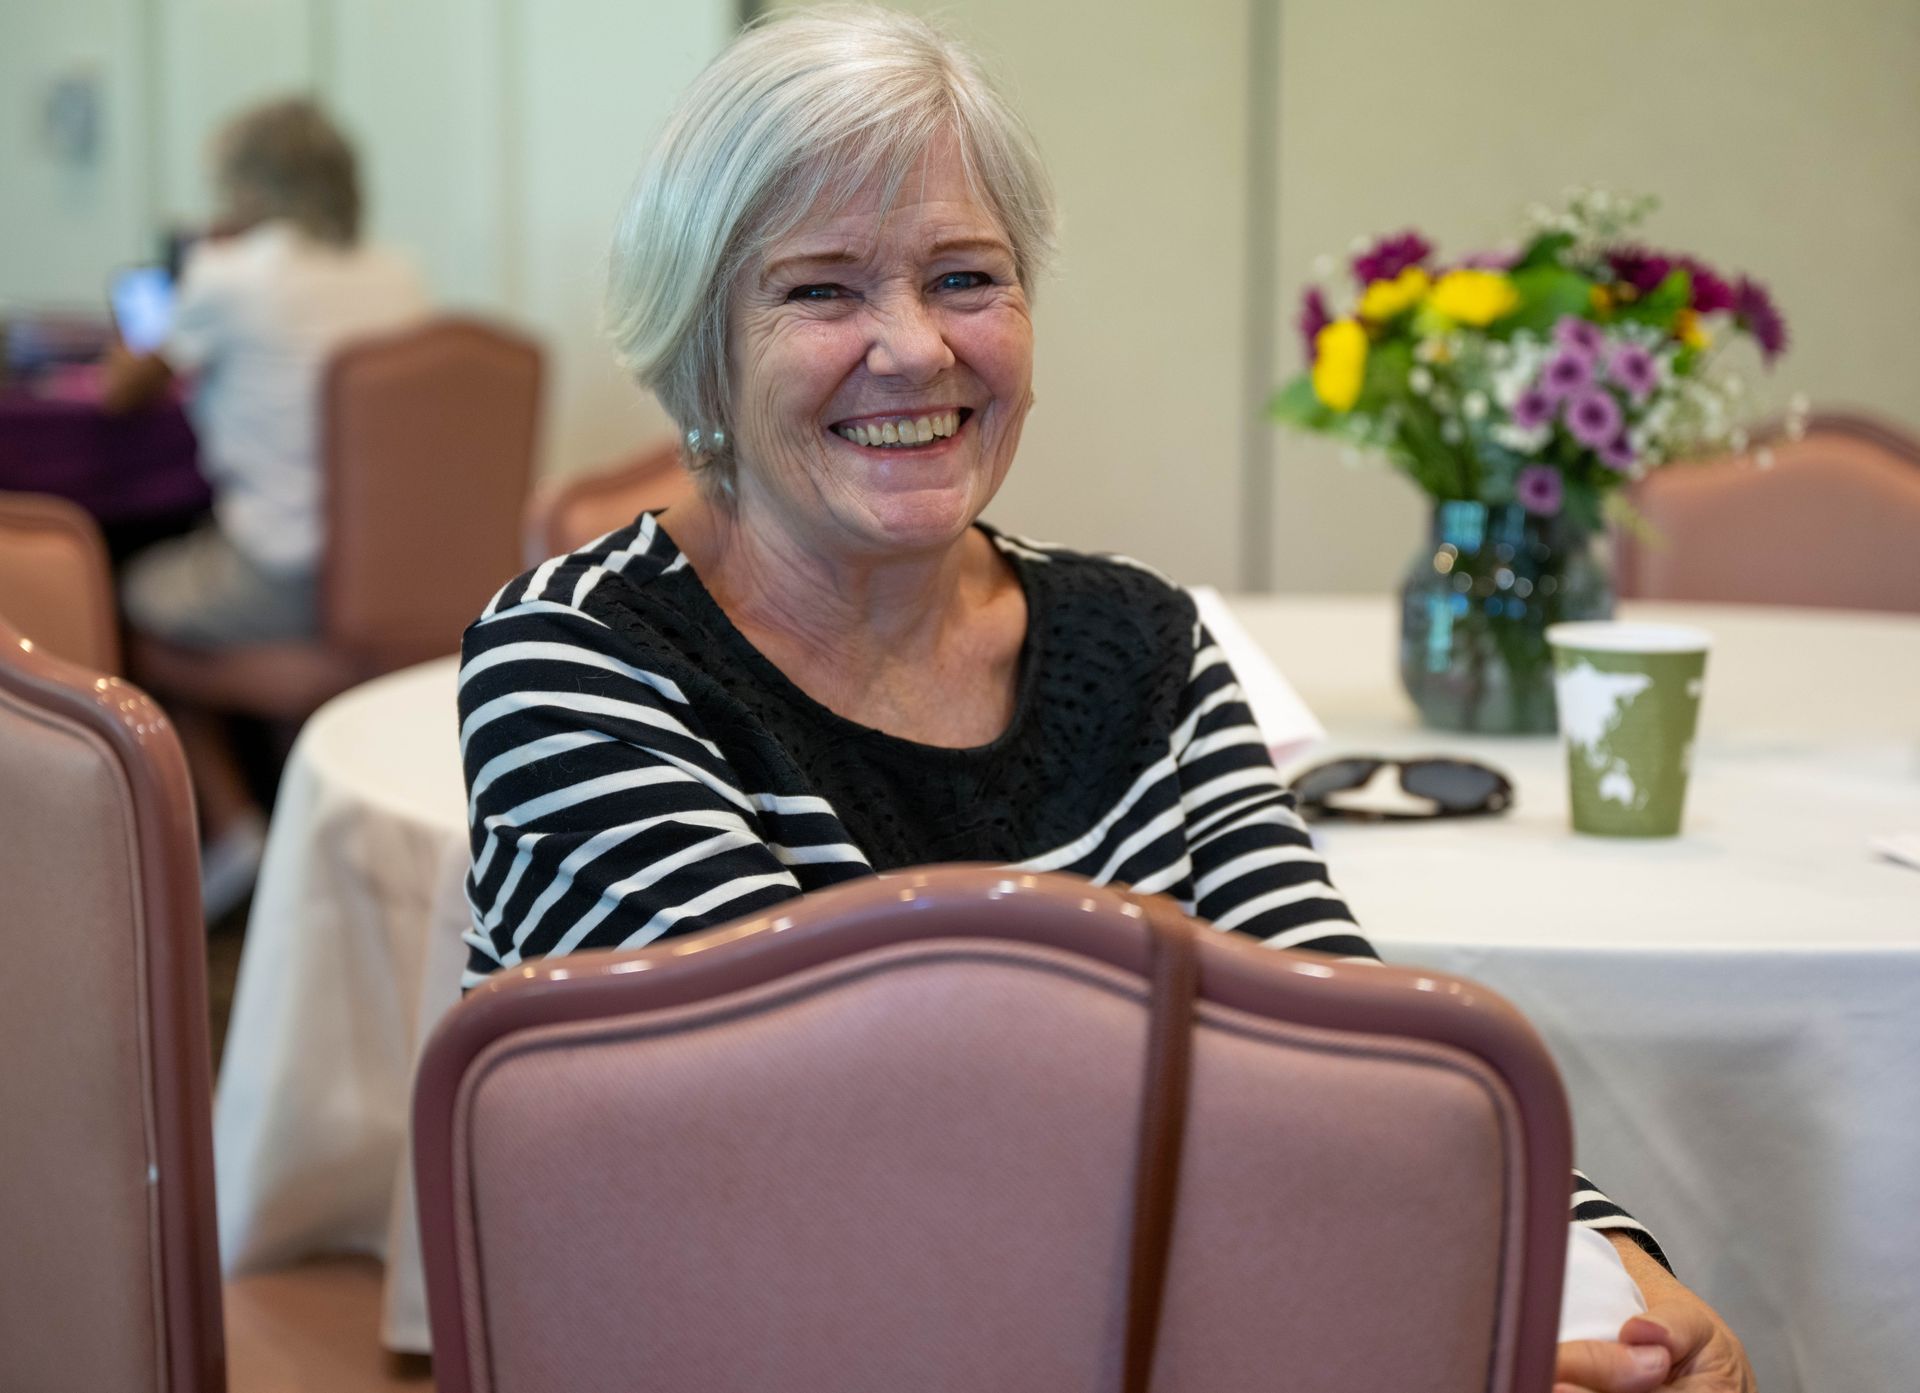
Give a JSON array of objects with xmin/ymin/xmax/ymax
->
[{"xmin": 1272, "ymin": 191, "xmax": 1790, "ymax": 733}]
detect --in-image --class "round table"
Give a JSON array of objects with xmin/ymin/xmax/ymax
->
[{"xmin": 212, "ymin": 597, "xmax": 1920, "ymax": 1386}]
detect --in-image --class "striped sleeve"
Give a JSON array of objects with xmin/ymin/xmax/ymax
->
[
  {"xmin": 1176, "ymin": 623, "xmax": 1376, "ymax": 959},
  {"xmin": 456, "ymin": 598, "xmax": 805, "ymax": 989},
  {"xmin": 1572, "ymin": 1169, "xmax": 1674, "ymax": 1273}
]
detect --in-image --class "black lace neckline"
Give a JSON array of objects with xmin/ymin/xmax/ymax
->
[{"xmin": 648, "ymin": 517, "xmax": 1047, "ymax": 761}]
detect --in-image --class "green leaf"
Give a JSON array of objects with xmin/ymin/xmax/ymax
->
[
  {"xmin": 1512, "ymin": 231, "xmax": 1575, "ymax": 273},
  {"xmin": 1497, "ymin": 266, "xmax": 1594, "ymax": 335},
  {"xmin": 1615, "ymin": 268, "xmax": 1691, "ymax": 329},
  {"xmin": 1269, "ymin": 374, "xmax": 1334, "ymax": 430},
  {"xmin": 1355, "ymin": 338, "xmax": 1412, "ymax": 414}
]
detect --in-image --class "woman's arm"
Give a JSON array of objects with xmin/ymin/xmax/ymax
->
[
  {"xmin": 1551, "ymin": 1235, "xmax": 1755, "ymax": 1393},
  {"xmin": 99, "ymin": 340, "xmax": 174, "ymax": 414}
]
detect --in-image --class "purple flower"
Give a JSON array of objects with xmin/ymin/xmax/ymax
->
[
  {"xmin": 1607, "ymin": 245, "xmax": 1673, "ymax": 297},
  {"xmin": 1511, "ymin": 387, "xmax": 1555, "ymax": 431},
  {"xmin": 1351, "ymin": 230, "xmax": 1433, "ymax": 285},
  {"xmin": 1679, "ymin": 257, "xmax": 1737, "ymax": 315},
  {"xmin": 1516, "ymin": 465, "xmax": 1564, "ymax": 517},
  {"xmin": 1606, "ymin": 342, "xmax": 1658, "ymax": 402},
  {"xmin": 1540, "ymin": 350, "xmax": 1594, "ymax": 401},
  {"xmin": 1553, "ymin": 315, "xmax": 1606, "ymax": 356},
  {"xmin": 1599, "ymin": 434, "xmax": 1637, "ymax": 472},
  {"xmin": 1298, "ymin": 287, "xmax": 1332, "ymax": 363},
  {"xmin": 1735, "ymin": 276, "xmax": 1788, "ymax": 363},
  {"xmin": 1565, "ymin": 388, "xmax": 1625, "ymax": 450}
]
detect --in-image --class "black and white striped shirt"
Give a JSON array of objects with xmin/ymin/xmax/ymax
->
[{"xmin": 458, "ymin": 515, "xmax": 1665, "ymax": 1265}]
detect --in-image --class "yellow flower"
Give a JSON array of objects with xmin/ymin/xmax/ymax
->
[
  {"xmin": 1590, "ymin": 284, "xmax": 1615, "ymax": 316},
  {"xmin": 1358, "ymin": 266, "xmax": 1431, "ymax": 323},
  {"xmin": 1675, "ymin": 308, "xmax": 1711, "ymax": 350},
  {"xmin": 1428, "ymin": 270, "xmax": 1520, "ymax": 326},
  {"xmin": 1311, "ymin": 319, "xmax": 1368, "ymax": 412}
]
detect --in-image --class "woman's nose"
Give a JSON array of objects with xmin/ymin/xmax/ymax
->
[{"xmin": 865, "ymin": 296, "xmax": 956, "ymax": 382}]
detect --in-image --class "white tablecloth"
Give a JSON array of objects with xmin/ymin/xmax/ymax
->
[{"xmin": 213, "ymin": 598, "xmax": 1920, "ymax": 1386}]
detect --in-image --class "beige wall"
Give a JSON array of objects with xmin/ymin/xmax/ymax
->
[
  {"xmin": 0, "ymin": 0, "xmax": 155, "ymax": 305},
  {"xmin": 6, "ymin": 1, "xmax": 1915, "ymax": 592},
  {"xmin": 1269, "ymin": 0, "xmax": 1920, "ymax": 593}
]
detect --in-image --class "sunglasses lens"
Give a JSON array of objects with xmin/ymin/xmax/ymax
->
[
  {"xmin": 1401, "ymin": 761, "xmax": 1507, "ymax": 811},
  {"xmin": 1290, "ymin": 758, "xmax": 1378, "ymax": 804}
]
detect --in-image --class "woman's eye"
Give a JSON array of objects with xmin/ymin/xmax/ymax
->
[
  {"xmin": 936, "ymin": 271, "xmax": 992, "ymax": 292},
  {"xmin": 786, "ymin": 284, "xmax": 846, "ymax": 302}
]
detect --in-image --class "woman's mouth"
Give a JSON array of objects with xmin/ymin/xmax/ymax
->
[{"xmin": 829, "ymin": 407, "xmax": 971, "ymax": 449}]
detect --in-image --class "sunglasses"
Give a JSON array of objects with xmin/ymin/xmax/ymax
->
[{"xmin": 1288, "ymin": 756, "xmax": 1514, "ymax": 822}]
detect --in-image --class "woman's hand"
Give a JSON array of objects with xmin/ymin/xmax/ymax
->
[{"xmin": 1553, "ymin": 1235, "xmax": 1756, "ymax": 1392}]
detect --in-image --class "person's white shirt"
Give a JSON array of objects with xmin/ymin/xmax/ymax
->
[{"xmin": 163, "ymin": 219, "xmax": 429, "ymax": 573}]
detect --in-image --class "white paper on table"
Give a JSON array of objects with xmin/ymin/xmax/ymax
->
[
  {"xmin": 1559, "ymin": 1225, "xmax": 1649, "ymax": 1344},
  {"xmin": 1187, "ymin": 586, "xmax": 1326, "ymax": 765}
]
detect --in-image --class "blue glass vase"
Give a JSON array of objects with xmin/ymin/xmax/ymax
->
[{"xmin": 1399, "ymin": 500, "xmax": 1614, "ymax": 734}]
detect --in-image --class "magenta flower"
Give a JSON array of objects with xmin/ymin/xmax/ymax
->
[
  {"xmin": 1512, "ymin": 387, "xmax": 1555, "ymax": 431},
  {"xmin": 1599, "ymin": 434, "xmax": 1637, "ymax": 472},
  {"xmin": 1565, "ymin": 388, "xmax": 1624, "ymax": 449},
  {"xmin": 1298, "ymin": 287, "xmax": 1332, "ymax": 363},
  {"xmin": 1351, "ymin": 230, "xmax": 1433, "ymax": 285},
  {"xmin": 1516, "ymin": 464, "xmax": 1564, "ymax": 517},
  {"xmin": 1606, "ymin": 343, "xmax": 1658, "ymax": 402},
  {"xmin": 1541, "ymin": 350, "xmax": 1594, "ymax": 401},
  {"xmin": 1679, "ymin": 257, "xmax": 1737, "ymax": 315},
  {"xmin": 1735, "ymin": 276, "xmax": 1788, "ymax": 363},
  {"xmin": 1607, "ymin": 246, "xmax": 1673, "ymax": 296},
  {"xmin": 1554, "ymin": 315, "xmax": 1606, "ymax": 356}
]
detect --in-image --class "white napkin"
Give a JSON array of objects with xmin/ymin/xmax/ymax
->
[
  {"xmin": 1559, "ymin": 1225, "xmax": 1649, "ymax": 1344},
  {"xmin": 1187, "ymin": 586, "xmax": 1325, "ymax": 765}
]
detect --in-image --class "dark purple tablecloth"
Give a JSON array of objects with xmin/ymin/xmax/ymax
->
[{"xmin": 0, "ymin": 369, "xmax": 211, "ymax": 528}]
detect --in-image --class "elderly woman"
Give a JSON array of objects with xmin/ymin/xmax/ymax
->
[{"xmin": 458, "ymin": 11, "xmax": 1751, "ymax": 1391}]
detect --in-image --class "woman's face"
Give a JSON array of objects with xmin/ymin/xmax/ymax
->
[{"xmin": 726, "ymin": 135, "xmax": 1034, "ymax": 561}]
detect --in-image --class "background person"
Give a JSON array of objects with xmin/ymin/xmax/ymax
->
[{"xmin": 103, "ymin": 97, "xmax": 428, "ymax": 913}]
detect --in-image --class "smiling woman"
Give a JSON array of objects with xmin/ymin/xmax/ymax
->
[{"xmin": 456, "ymin": 9, "xmax": 1752, "ymax": 1390}]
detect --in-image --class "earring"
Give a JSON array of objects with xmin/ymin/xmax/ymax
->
[{"xmin": 685, "ymin": 426, "xmax": 727, "ymax": 456}]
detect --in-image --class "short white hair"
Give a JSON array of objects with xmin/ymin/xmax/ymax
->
[{"xmin": 606, "ymin": 5, "xmax": 1057, "ymax": 496}]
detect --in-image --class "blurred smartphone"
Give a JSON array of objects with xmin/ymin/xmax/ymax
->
[{"xmin": 109, "ymin": 263, "xmax": 175, "ymax": 355}]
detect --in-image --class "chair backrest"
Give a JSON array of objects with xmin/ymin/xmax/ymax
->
[
  {"xmin": 1615, "ymin": 411, "xmax": 1920, "ymax": 613},
  {"xmin": 0, "ymin": 616, "xmax": 224, "ymax": 1393},
  {"xmin": 415, "ymin": 867, "xmax": 1570, "ymax": 1393},
  {"xmin": 520, "ymin": 439, "xmax": 695, "ymax": 567},
  {"xmin": 0, "ymin": 490, "xmax": 121, "ymax": 673},
  {"xmin": 322, "ymin": 317, "xmax": 542, "ymax": 666}
]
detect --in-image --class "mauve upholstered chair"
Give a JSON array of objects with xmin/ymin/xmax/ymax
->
[
  {"xmin": 415, "ymin": 866, "xmax": 1572, "ymax": 1393},
  {"xmin": 129, "ymin": 316, "xmax": 542, "ymax": 724},
  {"xmin": 1615, "ymin": 410, "xmax": 1920, "ymax": 614},
  {"xmin": 0, "ymin": 490, "xmax": 121, "ymax": 674},
  {"xmin": 0, "ymin": 616, "xmax": 429, "ymax": 1392},
  {"xmin": 520, "ymin": 438, "xmax": 695, "ymax": 568}
]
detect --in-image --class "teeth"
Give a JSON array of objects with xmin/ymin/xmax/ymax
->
[{"xmin": 835, "ymin": 410, "xmax": 964, "ymax": 447}]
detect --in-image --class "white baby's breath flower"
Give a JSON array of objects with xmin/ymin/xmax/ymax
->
[
  {"xmin": 1409, "ymin": 366, "xmax": 1434, "ymax": 395},
  {"xmin": 1440, "ymin": 419, "xmax": 1463, "ymax": 445},
  {"xmin": 1463, "ymin": 391, "xmax": 1489, "ymax": 421},
  {"xmin": 1492, "ymin": 422, "xmax": 1550, "ymax": 455}
]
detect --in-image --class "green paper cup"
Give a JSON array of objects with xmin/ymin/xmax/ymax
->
[{"xmin": 1546, "ymin": 622, "xmax": 1711, "ymax": 838}]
